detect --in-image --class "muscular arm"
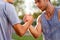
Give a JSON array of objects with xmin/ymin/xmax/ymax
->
[
  {"xmin": 13, "ymin": 21, "xmax": 32, "ymax": 37},
  {"xmin": 29, "ymin": 16, "xmax": 42, "ymax": 38}
]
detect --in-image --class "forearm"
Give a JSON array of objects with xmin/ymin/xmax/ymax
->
[
  {"xmin": 13, "ymin": 22, "xmax": 32, "ymax": 37},
  {"xmin": 29, "ymin": 15, "xmax": 42, "ymax": 38},
  {"xmin": 22, "ymin": 22, "xmax": 32, "ymax": 34},
  {"xmin": 29, "ymin": 25, "xmax": 40, "ymax": 38}
]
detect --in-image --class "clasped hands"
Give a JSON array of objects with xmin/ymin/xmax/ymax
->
[{"xmin": 23, "ymin": 14, "xmax": 34, "ymax": 27}]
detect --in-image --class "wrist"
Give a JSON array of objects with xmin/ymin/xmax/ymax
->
[{"xmin": 28, "ymin": 21, "xmax": 33, "ymax": 25}]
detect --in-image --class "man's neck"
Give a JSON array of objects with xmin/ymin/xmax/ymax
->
[
  {"xmin": 45, "ymin": 3, "xmax": 55, "ymax": 15},
  {"xmin": 44, "ymin": 3, "xmax": 55, "ymax": 20}
]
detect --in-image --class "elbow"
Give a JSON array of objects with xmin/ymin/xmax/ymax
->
[
  {"xmin": 16, "ymin": 31, "xmax": 26, "ymax": 37},
  {"xmin": 34, "ymin": 34, "xmax": 40, "ymax": 39},
  {"xmin": 32, "ymin": 33, "xmax": 40, "ymax": 39},
  {"xmin": 19, "ymin": 31, "xmax": 26, "ymax": 37},
  {"xmin": 20, "ymin": 31, "xmax": 26, "ymax": 37},
  {"xmin": 35, "ymin": 36, "xmax": 39, "ymax": 39}
]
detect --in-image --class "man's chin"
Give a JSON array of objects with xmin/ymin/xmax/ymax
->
[
  {"xmin": 42, "ymin": 10, "xmax": 45, "ymax": 11},
  {"xmin": 40, "ymin": 9, "xmax": 45, "ymax": 11},
  {"xmin": 37, "ymin": 7, "xmax": 45, "ymax": 11}
]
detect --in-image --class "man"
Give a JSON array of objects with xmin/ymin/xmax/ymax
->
[
  {"xmin": 0, "ymin": 0, "xmax": 33, "ymax": 40},
  {"xmin": 23, "ymin": 0, "xmax": 60, "ymax": 40}
]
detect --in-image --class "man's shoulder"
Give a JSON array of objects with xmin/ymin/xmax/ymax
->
[
  {"xmin": 0, "ymin": 2, "xmax": 5, "ymax": 8},
  {"xmin": 37, "ymin": 15, "xmax": 41, "ymax": 23},
  {"xmin": 4, "ymin": 2, "xmax": 16, "ymax": 12},
  {"xmin": 39, "ymin": 11, "xmax": 45, "ymax": 19},
  {"xmin": 0, "ymin": 2, "xmax": 15, "ymax": 10},
  {"xmin": 37, "ymin": 11, "xmax": 45, "ymax": 23},
  {"xmin": 5, "ymin": 2, "xmax": 15, "ymax": 8}
]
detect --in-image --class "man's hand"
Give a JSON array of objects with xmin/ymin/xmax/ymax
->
[{"xmin": 23, "ymin": 14, "xmax": 34, "ymax": 24}]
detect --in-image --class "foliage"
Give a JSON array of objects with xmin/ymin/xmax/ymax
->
[
  {"xmin": 33, "ymin": 12, "xmax": 41, "ymax": 19},
  {"xmin": 13, "ymin": 0, "xmax": 25, "ymax": 14}
]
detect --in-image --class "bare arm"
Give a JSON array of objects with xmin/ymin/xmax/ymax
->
[
  {"xmin": 58, "ymin": 9, "xmax": 60, "ymax": 21},
  {"xmin": 13, "ymin": 15, "xmax": 34, "ymax": 37},
  {"xmin": 29, "ymin": 16, "xmax": 42, "ymax": 38},
  {"xmin": 13, "ymin": 22, "xmax": 30, "ymax": 37}
]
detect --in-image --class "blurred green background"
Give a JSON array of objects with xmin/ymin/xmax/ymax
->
[
  {"xmin": 12, "ymin": 33, "xmax": 43, "ymax": 40},
  {"xmin": 12, "ymin": 0, "xmax": 60, "ymax": 40}
]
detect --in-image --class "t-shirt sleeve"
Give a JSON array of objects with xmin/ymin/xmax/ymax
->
[{"xmin": 5, "ymin": 3, "xmax": 20, "ymax": 25}]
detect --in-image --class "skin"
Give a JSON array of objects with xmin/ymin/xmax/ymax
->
[
  {"xmin": 4, "ymin": 0, "xmax": 34, "ymax": 37},
  {"xmin": 23, "ymin": 0, "xmax": 60, "ymax": 39},
  {"xmin": 7, "ymin": 0, "xmax": 14, "ymax": 4}
]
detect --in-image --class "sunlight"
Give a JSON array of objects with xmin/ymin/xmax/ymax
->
[
  {"xmin": 24, "ymin": 0, "xmax": 34, "ymax": 15},
  {"xmin": 51, "ymin": 0, "xmax": 58, "ymax": 3}
]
